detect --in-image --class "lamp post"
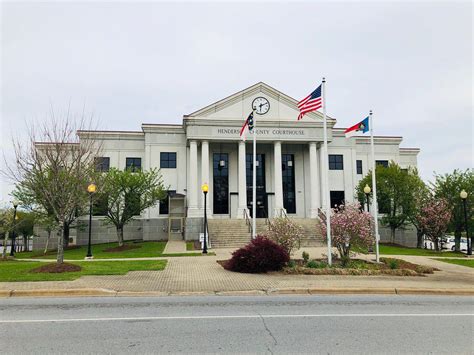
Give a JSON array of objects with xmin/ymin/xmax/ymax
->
[
  {"xmin": 460, "ymin": 190, "xmax": 471, "ymax": 255},
  {"xmin": 9, "ymin": 200, "xmax": 19, "ymax": 257},
  {"xmin": 201, "ymin": 183, "xmax": 209, "ymax": 254},
  {"xmin": 86, "ymin": 183, "xmax": 97, "ymax": 259},
  {"xmin": 363, "ymin": 184, "xmax": 371, "ymax": 212}
]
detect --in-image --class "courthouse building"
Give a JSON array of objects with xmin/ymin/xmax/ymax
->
[{"xmin": 35, "ymin": 82, "xmax": 420, "ymax": 248}]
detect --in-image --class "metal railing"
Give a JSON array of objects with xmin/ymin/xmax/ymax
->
[{"xmin": 243, "ymin": 208, "xmax": 253, "ymax": 235}]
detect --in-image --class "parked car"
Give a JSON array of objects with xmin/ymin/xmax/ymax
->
[{"xmin": 442, "ymin": 237, "xmax": 468, "ymax": 251}]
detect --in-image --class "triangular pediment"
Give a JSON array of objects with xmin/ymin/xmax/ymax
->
[{"xmin": 185, "ymin": 82, "xmax": 335, "ymax": 123}]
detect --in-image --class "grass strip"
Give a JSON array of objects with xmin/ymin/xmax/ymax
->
[
  {"xmin": 0, "ymin": 259, "xmax": 167, "ymax": 282},
  {"xmin": 433, "ymin": 258, "xmax": 474, "ymax": 268}
]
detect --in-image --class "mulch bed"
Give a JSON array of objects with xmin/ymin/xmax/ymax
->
[
  {"xmin": 30, "ymin": 262, "xmax": 82, "ymax": 273},
  {"xmin": 102, "ymin": 245, "xmax": 141, "ymax": 253}
]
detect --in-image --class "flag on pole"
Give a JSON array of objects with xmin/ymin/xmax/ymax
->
[
  {"xmin": 240, "ymin": 111, "xmax": 254, "ymax": 141},
  {"xmin": 344, "ymin": 117, "xmax": 369, "ymax": 138},
  {"xmin": 297, "ymin": 84, "xmax": 322, "ymax": 120}
]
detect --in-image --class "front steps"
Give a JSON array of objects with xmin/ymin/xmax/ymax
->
[{"xmin": 208, "ymin": 218, "xmax": 324, "ymax": 249}]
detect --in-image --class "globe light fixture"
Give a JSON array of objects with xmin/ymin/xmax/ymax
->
[
  {"xmin": 460, "ymin": 189, "xmax": 468, "ymax": 200},
  {"xmin": 87, "ymin": 183, "xmax": 97, "ymax": 194}
]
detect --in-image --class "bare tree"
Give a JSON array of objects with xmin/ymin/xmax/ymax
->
[{"xmin": 4, "ymin": 109, "xmax": 101, "ymax": 264}]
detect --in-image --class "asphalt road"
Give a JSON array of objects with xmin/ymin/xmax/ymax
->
[{"xmin": 0, "ymin": 295, "xmax": 472, "ymax": 354}]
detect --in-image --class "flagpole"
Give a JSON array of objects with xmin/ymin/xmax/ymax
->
[
  {"xmin": 252, "ymin": 108, "xmax": 257, "ymax": 239},
  {"xmin": 369, "ymin": 110, "xmax": 380, "ymax": 262},
  {"xmin": 322, "ymin": 77, "xmax": 332, "ymax": 266}
]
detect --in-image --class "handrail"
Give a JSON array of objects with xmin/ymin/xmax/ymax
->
[
  {"xmin": 261, "ymin": 207, "xmax": 270, "ymax": 225},
  {"xmin": 243, "ymin": 208, "xmax": 253, "ymax": 234},
  {"xmin": 281, "ymin": 208, "xmax": 289, "ymax": 220}
]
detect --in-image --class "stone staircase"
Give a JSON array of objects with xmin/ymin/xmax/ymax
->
[{"xmin": 208, "ymin": 218, "xmax": 324, "ymax": 249}]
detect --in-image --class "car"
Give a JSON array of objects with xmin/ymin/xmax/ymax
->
[{"xmin": 445, "ymin": 237, "xmax": 468, "ymax": 251}]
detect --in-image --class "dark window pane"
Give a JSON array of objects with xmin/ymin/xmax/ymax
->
[
  {"xmin": 126, "ymin": 157, "xmax": 141, "ymax": 172},
  {"xmin": 160, "ymin": 152, "xmax": 177, "ymax": 169},
  {"xmin": 376, "ymin": 160, "xmax": 389, "ymax": 168},
  {"xmin": 329, "ymin": 154, "xmax": 344, "ymax": 170},
  {"xmin": 282, "ymin": 154, "xmax": 296, "ymax": 214},
  {"xmin": 94, "ymin": 157, "xmax": 110, "ymax": 172},
  {"xmin": 330, "ymin": 191, "xmax": 345, "ymax": 208},
  {"xmin": 159, "ymin": 190, "xmax": 176, "ymax": 215},
  {"xmin": 356, "ymin": 160, "xmax": 363, "ymax": 174},
  {"xmin": 213, "ymin": 153, "xmax": 229, "ymax": 214}
]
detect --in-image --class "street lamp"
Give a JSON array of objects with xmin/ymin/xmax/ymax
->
[
  {"xmin": 460, "ymin": 190, "xmax": 471, "ymax": 255},
  {"xmin": 201, "ymin": 183, "xmax": 209, "ymax": 254},
  {"xmin": 86, "ymin": 183, "xmax": 97, "ymax": 259},
  {"xmin": 9, "ymin": 199, "xmax": 19, "ymax": 256},
  {"xmin": 363, "ymin": 184, "xmax": 371, "ymax": 212}
]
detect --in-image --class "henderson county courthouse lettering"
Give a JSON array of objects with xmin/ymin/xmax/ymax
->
[{"xmin": 33, "ymin": 82, "xmax": 420, "ymax": 250}]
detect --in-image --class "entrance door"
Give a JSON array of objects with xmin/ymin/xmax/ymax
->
[
  {"xmin": 282, "ymin": 154, "xmax": 296, "ymax": 213},
  {"xmin": 213, "ymin": 153, "xmax": 229, "ymax": 214},
  {"xmin": 246, "ymin": 154, "xmax": 267, "ymax": 218}
]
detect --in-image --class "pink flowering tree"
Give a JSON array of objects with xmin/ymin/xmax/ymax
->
[
  {"xmin": 319, "ymin": 202, "xmax": 375, "ymax": 261},
  {"xmin": 417, "ymin": 198, "xmax": 452, "ymax": 251}
]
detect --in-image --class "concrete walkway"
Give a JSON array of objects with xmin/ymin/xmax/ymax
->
[{"xmin": 1, "ymin": 247, "xmax": 473, "ymax": 294}]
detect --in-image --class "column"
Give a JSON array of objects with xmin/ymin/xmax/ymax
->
[
  {"xmin": 201, "ymin": 141, "xmax": 211, "ymax": 217},
  {"xmin": 309, "ymin": 142, "xmax": 320, "ymax": 218},
  {"xmin": 274, "ymin": 141, "xmax": 285, "ymax": 216},
  {"xmin": 237, "ymin": 141, "xmax": 248, "ymax": 218},
  {"xmin": 319, "ymin": 144, "xmax": 328, "ymax": 209},
  {"xmin": 187, "ymin": 140, "xmax": 199, "ymax": 217}
]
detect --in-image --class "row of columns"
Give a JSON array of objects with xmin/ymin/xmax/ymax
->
[{"xmin": 187, "ymin": 140, "xmax": 323, "ymax": 218}]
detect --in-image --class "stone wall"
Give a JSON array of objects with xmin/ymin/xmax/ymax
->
[
  {"xmin": 185, "ymin": 217, "xmax": 203, "ymax": 241},
  {"xmin": 379, "ymin": 224, "xmax": 417, "ymax": 247}
]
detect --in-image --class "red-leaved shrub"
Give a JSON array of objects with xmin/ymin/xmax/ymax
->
[{"xmin": 224, "ymin": 236, "xmax": 289, "ymax": 273}]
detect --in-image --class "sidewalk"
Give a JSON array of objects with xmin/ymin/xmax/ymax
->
[{"xmin": 1, "ymin": 247, "xmax": 472, "ymax": 296}]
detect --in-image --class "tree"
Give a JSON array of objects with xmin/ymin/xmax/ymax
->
[
  {"xmin": 34, "ymin": 214, "xmax": 58, "ymax": 254},
  {"xmin": 319, "ymin": 202, "xmax": 374, "ymax": 263},
  {"xmin": 417, "ymin": 198, "xmax": 452, "ymax": 251},
  {"xmin": 99, "ymin": 167, "xmax": 166, "ymax": 246},
  {"xmin": 0, "ymin": 209, "xmax": 15, "ymax": 259},
  {"xmin": 15, "ymin": 211, "xmax": 35, "ymax": 252},
  {"xmin": 5, "ymin": 113, "xmax": 100, "ymax": 263},
  {"xmin": 356, "ymin": 162, "xmax": 419, "ymax": 244},
  {"xmin": 405, "ymin": 172, "xmax": 430, "ymax": 248},
  {"xmin": 432, "ymin": 169, "xmax": 474, "ymax": 251},
  {"xmin": 266, "ymin": 217, "xmax": 304, "ymax": 255}
]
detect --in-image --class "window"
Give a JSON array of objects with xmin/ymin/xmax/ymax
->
[
  {"xmin": 282, "ymin": 154, "xmax": 296, "ymax": 214},
  {"xmin": 159, "ymin": 190, "xmax": 176, "ymax": 215},
  {"xmin": 329, "ymin": 155, "xmax": 344, "ymax": 170},
  {"xmin": 94, "ymin": 157, "xmax": 110, "ymax": 172},
  {"xmin": 330, "ymin": 191, "xmax": 345, "ymax": 208},
  {"xmin": 160, "ymin": 152, "xmax": 176, "ymax": 168},
  {"xmin": 356, "ymin": 160, "xmax": 363, "ymax": 175},
  {"xmin": 376, "ymin": 160, "xmax": 389, "ymax": 168},
  {"xmin": 126, "ymin": 157, "xmax": 141, "ymax": 172},
  {"xmin": 213, "ymin": 154, "xmax": 229, "ymax": 214},
  {"xmin": 92, "ymin": 194, "xmax": 108, "ymax": 216}
]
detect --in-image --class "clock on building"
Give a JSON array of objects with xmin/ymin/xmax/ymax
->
[{"xmin": 252, "ymin": 97, "xmax": 270, "ymax": 115}]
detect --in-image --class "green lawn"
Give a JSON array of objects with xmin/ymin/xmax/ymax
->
[
  {"xmin": 16, "ymin": 241, "xmax": 166, "ymax": 260},
  {"xmin": 186, "ymin": 241, "xmax": 195, "ymax": 251},
  {"xmin": 433, "ymin": 258, "xmax": 474, "ymax": 268},
  {"xmin": 379, "ymin": 244, "xmax": 465, "ymax": 257},
  {"xmin": 0, "ymin": 259, "xmax": 167, "ymax": 282}
]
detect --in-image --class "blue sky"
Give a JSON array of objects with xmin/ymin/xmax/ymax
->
[{"xmin": 1, "ymin": 1, "xmax": 472, "ymax": 204}]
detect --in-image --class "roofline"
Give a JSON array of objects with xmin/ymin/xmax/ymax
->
[
  {"xmin": 35, "ymin": 142, "xmax": 79, "ymax": 145},
  {"xmin": 77, "ymin": 130, "xmax": 144, "ymax": 135}
]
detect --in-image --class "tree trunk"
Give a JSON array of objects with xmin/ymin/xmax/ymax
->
[
  {"xmin": 117, "ymin": 226, "xmax": 124, "ymax": 247},
  {"xmin": 23, "ymin": 235, "xmax": 28, "ymax": 252},
  {"xmin": 454, "ymin": 229, "xmax": 461, "ymax": 252},
  {"xmin": 57, "ymin": 225, "xmax": 64, "ymax": 264},
  {"xmin": 44, "ymin": 230, "xmax": 51, "ymax": 254},
  {"xmin": 63, "ymin": 222, "xmax": 70, "ymax": 248},
  {"xmin": 416, "ymin": 229, "xmax": 424, "ymax": 249},
  {"xmin": 390, "ymin": 228, "xmax": 396, "ymax": 244},
  {"xmin": 434, "ymin": 238, "xmax": 440, "ymax": 252}
]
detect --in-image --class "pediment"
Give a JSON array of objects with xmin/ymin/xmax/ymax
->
[{"xmin": 185, "ymin": 82, "xmax": 335, "ymax": 123}]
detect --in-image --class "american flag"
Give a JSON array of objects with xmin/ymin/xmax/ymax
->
[
  {"xmin": 240, "ymin": 111, "xmax": 254, "ymax": 141},
  {"xmin": 297, "ymin": 84, "xmax": 322, "ymax": 120}
]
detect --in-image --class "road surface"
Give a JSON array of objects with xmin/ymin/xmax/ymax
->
[{"xmin": 0, "ymin": 295, "xmax": 472, "ymax": 354}]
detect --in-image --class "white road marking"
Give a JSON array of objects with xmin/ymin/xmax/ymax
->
[{"xmin": 0, "ymin": 313, "xmax": 472, "ymax": 324}]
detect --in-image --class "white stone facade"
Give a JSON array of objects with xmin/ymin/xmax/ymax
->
[{"xmin": 76, "ymin": 82, "xmax": 419, "ymax": 242}]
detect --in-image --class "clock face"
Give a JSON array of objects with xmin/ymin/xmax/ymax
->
[{"xmin": 252, "ymin": 97, "xmax": 270, "ymax": 115}]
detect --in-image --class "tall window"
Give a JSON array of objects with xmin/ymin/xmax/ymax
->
[
  {"xmin": 159, "ymin": 190, "xmax": 176, "ymax": 215},
  {"xmin": 160, "ymin": 152, "xmax": 177, "ymax": 168},
  {"xmin": 330, "ymin": 191, "xmax": 345, "ymax": 208},
  {"xmin": 95, "ymin": 157, "xmax": 110, "ymax": 172},
  {"xmin": 356, "ymin": 160, "xmax": 363, "ymax": 175},
  {"xmin": 213, "ymin": 153, "xmax": 229, "ymax": 214},
  {"xmin": 376, "ymin": 160, "xmax": 389, "ymax": 168},
  {"xmin": 329, "ymin": 155, "xmax": 344, "ymax": 170},
  {"xmin": 126, "ymin": 157, "xmax": 141, "ymax": 172},
  {"xmin": 282, "ymin": 154, "xmax": 296, "ymax": 214}
]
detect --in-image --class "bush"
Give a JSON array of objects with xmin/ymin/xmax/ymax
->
[
  {"xmin": 306, "ymin": 260, "xmax": 325, "ymax": 269},
  {"xmin": 287, "ymin": 260, "xmax": 297, "ymax": 268},
  {"xmin": 302, "ymin": 251, "xmax": 310, "ymax": 264},
  {"xmin": 266, "ymin": 217, "xmax": 304, "ymax": 255},
  {"xmin": 224, "ymin": 236, "xmax": 289, "ymax": 273},
  {"xmin": 389, "ymin": 259, "xmax": 399, "ymax": 269}
]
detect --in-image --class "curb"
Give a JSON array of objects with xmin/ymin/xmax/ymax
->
[{"xmin": 1, "ymin": 287, "xmax": 473, "ymax": 298}]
